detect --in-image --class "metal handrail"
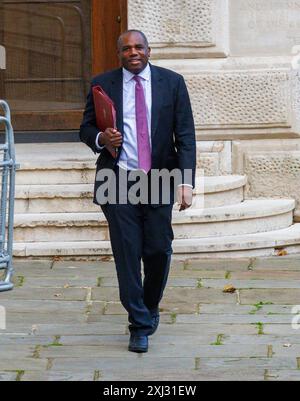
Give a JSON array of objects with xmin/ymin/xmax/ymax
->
[{"xmin": 0, "ymin": 100, "xmax": 17, "ymax": 292}]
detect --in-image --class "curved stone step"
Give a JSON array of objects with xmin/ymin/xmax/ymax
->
[
  {"xmin": 12, "ymin": 223, "xmax": 300, "ymax": 259},
  {"xmin": 14, "ymin": 175, "xmax": 247, "ymax": 213},
  {"xmin": 193, "ymin": 175, "xmax": 246, "ymax": 208},
  {"xmin": 13, "ymin": 199, "xmax": 295, "ymax": 242}
]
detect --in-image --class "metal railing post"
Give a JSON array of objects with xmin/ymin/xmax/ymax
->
[{"xmin": 0, "ymin": 100, "xmax": 18, "ymax": 292}]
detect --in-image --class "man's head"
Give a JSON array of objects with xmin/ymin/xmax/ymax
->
[{"xmin": 117, "ymin": 30, "xmax": 151, "ymax": 74}]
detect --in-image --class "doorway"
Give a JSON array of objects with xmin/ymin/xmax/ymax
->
[{"xmin": 0, "ymin": 0, "xmax": 127, "ymax": 132}]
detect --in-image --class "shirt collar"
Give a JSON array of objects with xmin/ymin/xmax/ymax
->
[{"xmin": 123, "ymin": 63, "xmax": 151, "ymax": 83}]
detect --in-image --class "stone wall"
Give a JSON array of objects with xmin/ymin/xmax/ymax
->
[{"xmin": 128, "ymin": 0, "xmax": 300, "ymax": 216}]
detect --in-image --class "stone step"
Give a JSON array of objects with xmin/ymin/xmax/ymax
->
[
  {"xmin": 14, "ymin": 175, "xmax": 247, "ymax": 213},
  {"xmin": 13, "ymin": 199, "xmax": 295, "ymax": 242},
  {"xmin": 15, "ymin": 143, "xmax": 97, "ymax": 185},
  {"xmin": 12, "ymin": 223, "xmax": 300, "ymax": 259},
  {"xmin": 14, "ymin": 142, "xmax": 230, "ymax": 185}
]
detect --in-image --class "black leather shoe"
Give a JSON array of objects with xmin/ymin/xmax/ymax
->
[
  {"xmin": 149, "ymin": 314, "xmax": 160, "ymax": 335},
  {"xmin": 128, "ymin": 335, "xmax": 148, "ymax": 353}
]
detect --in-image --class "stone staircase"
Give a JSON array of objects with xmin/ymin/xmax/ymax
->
[{"xmin": 12, "ymin": 143, "xmax": 300, "ymax": 259}]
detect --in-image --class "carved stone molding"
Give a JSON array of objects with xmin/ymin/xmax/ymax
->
[
  {"xmin": 128, "ymin": 0, "xmax": 229, "ymax": 58},
  {"xmin": 185, "ymin": 70, "xmax": 289, "ymax": 129},
  {"xmin": 232, "ymin": 139, "xmax": 300, "ymax": 218},
  {"xmin": 230, "ymin": 0, "xmax": 300, "ymax": 56}
]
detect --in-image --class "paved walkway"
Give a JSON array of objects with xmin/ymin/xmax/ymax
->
[{"xmin": 1, "ymin": 256, "xmax": 300, "ymax": 381}]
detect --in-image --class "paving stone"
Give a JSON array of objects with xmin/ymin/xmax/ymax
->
[
  {"xmin": 13, "ymin": 259, "xmax": 53, "ymax": 269},
  {"xmin": 39, "ymin": 345, "xmax": 142, "ymax": 359},
  {"xmin": 263, "ymin": 324, "xmax": 299, "ymax": 336},
  {"xmin": 51, "ymin": 357, "xmax": 195, "ymax": 372},
  {"xmin": 185, "ymin": 258, "xmax": 251, "ymax": 271},
  {"xmin": 97, "ymin": 370, "xmax": 188, "ymax": 381},
  {"xmin": 0, "ymin": 358, "xmax": 48, "ymax": 371},
  {"xmin": 0, "ymin": 287, "xmax": 87, "ymax": 301},
  {"xmin": 11, "ymin": 267, "xmax": 92, "ymax": 280},
  {"xmin": 221, "ymin": 334, "xmax": 300, "ymax": 345},
  {"xmin": 0, "ymin": 324, "xmax": 34, "ymax": 335},
  {"xmin": 13, "ymin": 264, "xmax": 111, "ymax": 279},
  {"xmin": 186, "ymin": 369, "xmax": 264, "ymax": 381},
  {"xmin": 52, "ymin": 261, "xmax": 117, "ymax": 278},
  {"xmin": 164, "ymin": 288, "xmax": 237, "ymax": 304},
  {"xmin": 6, "ymin": 312, "xmax": 86, "ymax": 325},
  {"xmin": 0, "ymin": 335, "xmax": 53, "ymax": 345},
  {"xmin": 169, "ymin": 260, "xmax": 186, "ymax": 270},
  {"xmin": 255, "ymin": 305, "xmax": 297, "ymax": 315},
  {"xmin": 199, "ymin": 357, "xmax": 297, "ymax": 370},
  {"xmin": 21, "ymin": 371, "xmax": 94, "ymax": 381},
  {"xmin": 14, "ymin": 277, "xmax": 96, "ymax": 288},
  {"xmin": 29, "ymin": 322, "xmax": 127, "ymax": 336},
  {"xmin": 239, "ymin": 289, "xmax": 300, "ymax": 305},
  {"xmin": 91, "ymin": 288, "xmax": 120, "ymax": 302},
  {"xmin": 231, "ymin": 271, "xmax": 300, "ymax": 280},
  {"xmin": 166, "ymin": 278, "xmax": 199, "ymax": 287},
  {"xmin": 159, "ymin": 302, "xmax": 198, "ymax": 314},
  {"xmin": 0, "ymin": 300, "xmax": 86, "ymax": 313},
  {"xmin": 176, "ymin": 313, "xmax": 292, "ymax": 324},
  {"xmin": 265, "ymin": 370, "xmax": 300, "ymax": 381},
  {"xmin": 99, "ymin": 368, "xmax": 265, "ymax": 381},
  {"xmin": 0, "ymin": 345, "xmax": 35, "ymax": 359},
  {"xmin": 270, "ymin": 344, "xmax": 300, "ymax": 357},
  {"xmin": 169, "ymin": 270, "xmax": 226, "ymax": 279},
  {"xmin": 59, "ymin": 334, "xmax": 129, "ymax": 346},
  {"xmin": 0, "ymin": 372, "xmax": 18, "ymax": 381},
  {"xmin": 94, "ymin": 301, "xmax": 125, "ymax": 315},
  {"xmin": 86, "ymin": 314, "xmax": 129, "ymax": 324},
  {"xmin": 148, "ymin": 344, "xmax": 268, "ymax": 358},
  {"xmin": 52, "ymin": 260, "xmax": 115, "ymax": 269},
  {"xmin": 157, "ymin": 323, "xmax": 258, "ymax": 335},
  {"xmin": 199, "ymin": 304, "xmax": 253, "ymax": 314},
  {"xmin": 252, "ymin": 256, "xmax": 300, "ymax": 271},
  {"xmin": 202, "ymin": 279, "xmax": 300, "ymax": 289}
]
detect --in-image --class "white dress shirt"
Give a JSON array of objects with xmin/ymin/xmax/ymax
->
[{"xmin": 96, "ymin": 63, "xmax": 152, "ymax": 171}]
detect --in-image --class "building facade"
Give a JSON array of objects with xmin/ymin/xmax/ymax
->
[{"xmin": 1, "ymin": 0, "xmax": 300, "ymax": 258}]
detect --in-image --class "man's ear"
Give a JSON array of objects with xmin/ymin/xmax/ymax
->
[{"xmin": 148, "ymin": 47, "xmax": 151, "ymax": 58}]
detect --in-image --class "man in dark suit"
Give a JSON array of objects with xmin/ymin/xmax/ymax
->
[{"xmin": 80, "ymin": 30, "xmax": 196, "ymax": 353}]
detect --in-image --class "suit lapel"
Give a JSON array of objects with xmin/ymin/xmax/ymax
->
[
  {"xmin": 110, "ymin": 68, "xmax": 124, "ymax": 135},
  {"xmin": 150, "ymin": 64, "xmax": 163, "ymax": 142}
]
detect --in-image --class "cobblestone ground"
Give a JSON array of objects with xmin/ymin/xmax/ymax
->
[{"xmin": 1, "ymin": 256, "xmax": 300, "ymax": 381}]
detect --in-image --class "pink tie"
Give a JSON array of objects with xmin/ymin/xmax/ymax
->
[{"xmin": 134, "ymin": 75, "xmax": 151, "ymax": 173}]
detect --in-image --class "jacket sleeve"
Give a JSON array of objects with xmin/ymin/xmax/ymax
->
[
  {"xmin": 174, "ymin": 74, "xmax": 196, "ymax": 188},
  {"xmin": 79, "ymin": 81, "xmax": 101, "ymax": 154}
]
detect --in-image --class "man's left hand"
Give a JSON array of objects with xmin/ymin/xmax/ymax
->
[{"xmin": 177, "ymin": 185, "xmax": 193, "ymax": 211}]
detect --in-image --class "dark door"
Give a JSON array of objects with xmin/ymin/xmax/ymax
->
[{"xmin": 0, "ymin": 0, "xmax": 127, "ymax": 131}]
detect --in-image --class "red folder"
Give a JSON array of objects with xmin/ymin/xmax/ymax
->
[{"xmin": 92, "ymin": 85, "xmax": 118, "ymax": 158}]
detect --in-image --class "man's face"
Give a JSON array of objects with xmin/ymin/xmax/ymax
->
[{"xmin": 118, "ymin": 32, "xmax": 151, "ymax": 74}]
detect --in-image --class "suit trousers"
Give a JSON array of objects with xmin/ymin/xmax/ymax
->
[{"xmin": 100, "ymin": 169, "xmax": 174, "ymax": 335}]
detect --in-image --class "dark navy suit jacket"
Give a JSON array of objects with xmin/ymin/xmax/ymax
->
[{"xmin": 79, "ymin": 64, "xmax": 196, "ymax": 205}]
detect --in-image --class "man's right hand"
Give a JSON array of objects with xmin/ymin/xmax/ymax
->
[{"xmin": 98, "ymin": 128, "xmax": 122, "ymax": 148}]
